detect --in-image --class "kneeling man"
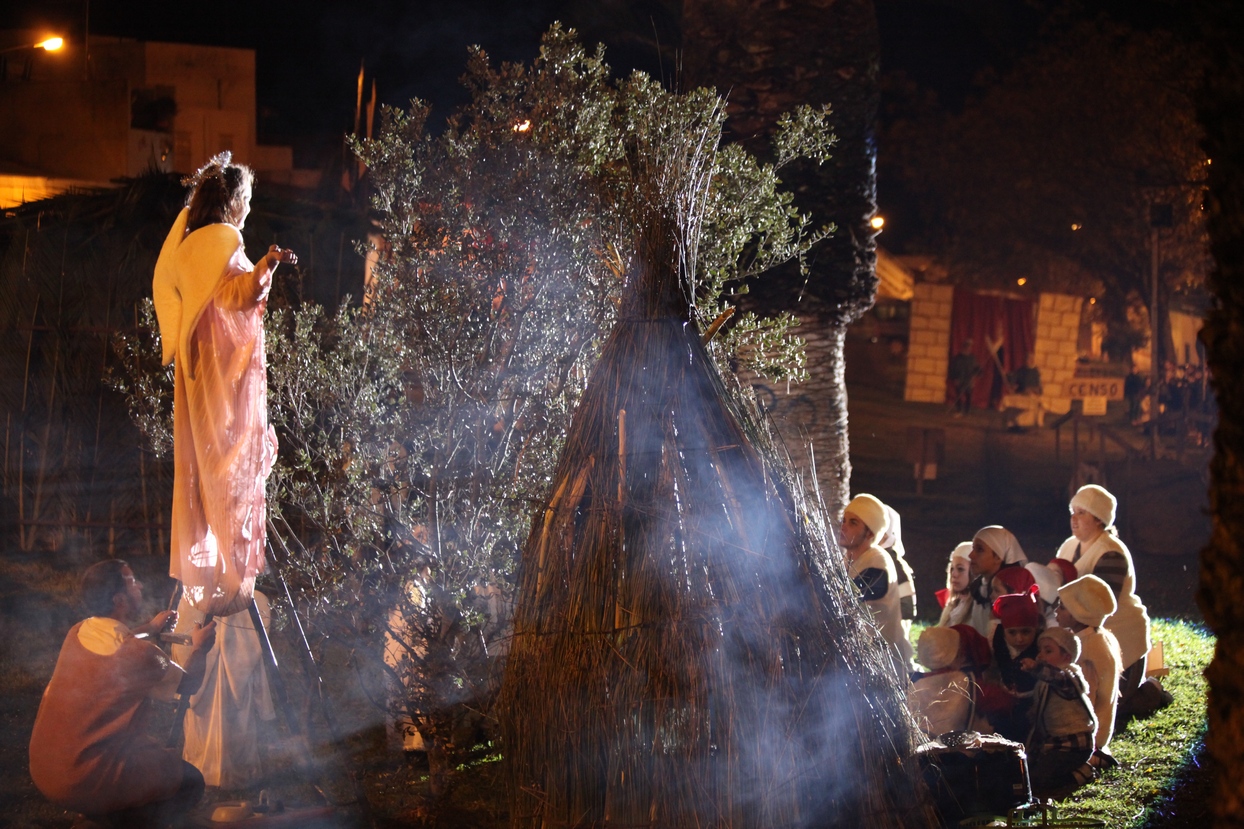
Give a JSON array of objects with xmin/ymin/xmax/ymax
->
[{"xmin": 29, "ymin": 560, "xmax": 216, "ymax": 828}]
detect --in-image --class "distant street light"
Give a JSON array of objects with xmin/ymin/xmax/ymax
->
[{"xmin": 1, "ymin": 35, "xmax": 66, "ymax": 55}]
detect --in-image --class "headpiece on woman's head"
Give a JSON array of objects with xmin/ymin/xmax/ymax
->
[
  {"xmin": 949, "ymin": 624, "xmax": 992, "ymax": 670},
  {"xmin": 844, "ymin": 494, "xmax": 888, "ymax": 539},
  {"xmin": 918, "ymin": 626, "xmax": 961, "ymax": 671},
  {"xmin": 182, "ymin": 150, "xmax": 234, "ymax": 191},
  {"xmin": 949, "ymin": 541, "xmax": 973, "ymax": 562},
  {"xmin": 1058, "ymin": 574, "xmax": 1117, "ymax": 628},
  {"xmin": 992, "ymin": 566, "xmax": 1036, "ymax": 595},
  {"xmin": 182, "ymin": 150, "xmax": 254, "ymax": 233},
  {"xmin": 877, "ymin": 504, "xmax": 904, "ymax": 556},
  {"xmin": 993, "ymin": 585, "xmax": 1042, "ymax": 628},
  {"xmin": 1039, "ymin": 627, "xmax": 1081, "ymax": 661},
  {"xmin": 1070, "ymin": 484, "xmax": 1117, "ymax": 529},
  {"xmin": 972, "ymin": 525, "xmax": 1028, "ymax": 566},
  {"xmin": 1047, "ymin": 558, "xmax": 1079, "ymax": 586}
]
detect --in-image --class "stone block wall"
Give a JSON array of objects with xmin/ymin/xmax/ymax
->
[
  {"xmin": 903, "ymin": 283, "xmax": 955, "ymax": 403},
  {"xmin": 1033, "ymin": 292, "xmax": 1084, "ymax": 416}
]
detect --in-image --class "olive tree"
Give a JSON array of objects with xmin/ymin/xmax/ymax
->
[{"xmin": 118, "ymin": 24, "xmax": 834, "ymax": 798}]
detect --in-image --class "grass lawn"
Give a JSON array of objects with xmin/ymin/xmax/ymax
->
[
  {"xmin": 913, "ymin": 618, "xmax": 1213, "ymax": 828},
  {"xmin": 1, "ymin": 553, "xmax": 1213, "ymax": 828},
  {"xmin": 1056, "ymin": 618, "xmax": 1212, "ymax": 828}
]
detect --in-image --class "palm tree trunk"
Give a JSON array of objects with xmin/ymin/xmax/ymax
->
[{"xmin": 681, "ymin": 0, "xmax": 881, "ymax": 513}]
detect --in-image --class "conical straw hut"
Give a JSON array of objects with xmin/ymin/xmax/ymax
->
[{"xmin": 499, "ymin": 96, "xmax": 932, "ymax": 829}]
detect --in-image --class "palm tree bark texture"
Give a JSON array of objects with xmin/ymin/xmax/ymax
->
[
  {"xmin": 1197, "ymin": 2, "xmax": 1244, "ymax": 825},
  {"xmin": 680, "ymin": 0, "xmax": 882, "ymax": 515}
]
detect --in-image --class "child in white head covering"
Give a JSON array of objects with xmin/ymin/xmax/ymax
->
[
  {"xmin": 878, "ymin": 503, "xmax": 917, "ymax": 640},
  {"xmin": 1020, "ymin": 628, "xmax": 1098, "ymax": 799},
  {"xmin": 936, "ymin": 542, "xmax": 974, "ymax": 627},
  {"xmin": 909, "ymin": 626, "xmax": 976, "ymax": 738},
  {"xmin": 1056, "ymin": 574, "xmax": 1122, "ymax": 757},
  {"xmin": 965, "ymin": 525, "xmax": 1029, "ymax": 637}
]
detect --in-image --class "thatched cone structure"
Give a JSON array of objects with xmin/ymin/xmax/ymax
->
[{"xmin": 499, "ymin": 111, "xmax": 931, "ymax": 829}]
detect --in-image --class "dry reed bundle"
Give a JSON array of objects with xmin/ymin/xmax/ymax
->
[{"xmin": 499, "ymin": 97, "xmax": 932, "ymax": 829}]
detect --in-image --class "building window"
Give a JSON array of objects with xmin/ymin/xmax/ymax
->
[{"xmin": 131, "ymin": 86, "xmax": 177, "ymax": 132}]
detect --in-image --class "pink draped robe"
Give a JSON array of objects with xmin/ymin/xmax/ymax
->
[
  {"xmin": 154, "ymin": 207, "xmax": 276, "ymax": 617},
  {"xmin": 153, "ymin": 208, "xmax": 278, "ymax": 786}
]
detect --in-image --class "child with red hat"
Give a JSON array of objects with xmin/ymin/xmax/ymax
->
[{"xmin": 988, "ymin": 586, "xmax": 1044, "ymax": 740}]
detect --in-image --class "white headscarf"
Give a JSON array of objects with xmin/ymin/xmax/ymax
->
[
  {"xmin": 877, "ymin": 504, "xmax": 905, "ymax": 557},
  {"xmin": 972, "ymin": 525, "xmax": 1028, "ymax": 566}
]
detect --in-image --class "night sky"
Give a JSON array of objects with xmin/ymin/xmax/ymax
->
[{"xmin": 3, "ymin": 0, "xmax": 1182, "ymax": 207}]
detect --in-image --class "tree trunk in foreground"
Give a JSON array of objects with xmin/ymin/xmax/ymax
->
[
  {"xmin": 1196, "ymin": 2, "xmax": 1244, "ymax": 825},
  {"xmin": 681, "ymin": 0, "xmax": 881, "ymax": 515}
]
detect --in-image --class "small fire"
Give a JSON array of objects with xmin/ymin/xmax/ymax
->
[{"xmin": 513, "ymin": 120, "xmax": 532, "ymax": 133}]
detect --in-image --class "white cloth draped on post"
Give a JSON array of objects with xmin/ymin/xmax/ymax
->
[
  {"xmin": 154, "ymin": 207, "xmax": 277, "ymax": 617},
  {"xmin": 172, "ymin": 592, "xmax": 276, "ymax": 788}
]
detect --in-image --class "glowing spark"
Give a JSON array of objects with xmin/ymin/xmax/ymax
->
[
  {"xmin": 869, "ymin": 215, "xmax": 885, "ymax": 230},
  {"xmin": 513, "ymin": 120, "xmax": 532, "ymax": 133},
  {"xmin": 1017, "ymin": 277, "xmax": 1027, "ymax": 286},
  {"xmin": 1071, "ymin": 223, "xmax": 1083, "ymax": 231}
]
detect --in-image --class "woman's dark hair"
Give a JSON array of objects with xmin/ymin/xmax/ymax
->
[
  {"xmin": 81, "ymin": 559, "xmax": 130, "ymax": 617},
  {"xmin": 184, "ymin": 151, "xmax": 254, "ymax": 233}
]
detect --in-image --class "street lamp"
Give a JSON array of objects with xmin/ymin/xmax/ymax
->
[
  {"xmin": 0, "ymin": 35, "xmax": 66, "ymax": 55},
  {"xmin": 0, "ymin": 34, "xmax": 65, "ymax": 82}
]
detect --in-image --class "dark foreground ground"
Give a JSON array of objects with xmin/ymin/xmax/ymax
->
[{"xmin": 0, "ymin": 333, "xmax": 1210, "ymax": 827}]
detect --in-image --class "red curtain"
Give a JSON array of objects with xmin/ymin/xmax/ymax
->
[{"xmin": 948, "ymin": 290, "xmax": 1036, "ymax": 409}]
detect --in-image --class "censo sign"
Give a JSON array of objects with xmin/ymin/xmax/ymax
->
[{"xmin": 1064, "ymin": 379, "xmax": 1124, "ymax": 400}]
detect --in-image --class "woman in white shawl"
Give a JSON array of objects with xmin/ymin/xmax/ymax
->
[
  {"xmin": 964, "ymin": 525, "xmax": 1029, "ymax": 637},
  {"xmin": 1056, "ymin": 485, "xmax": 1161, "ymax": 721},
  {"xmin": 153, "ymin": 152, "xmax": 296, "ymax": 787}
]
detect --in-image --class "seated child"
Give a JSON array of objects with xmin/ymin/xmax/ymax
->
[
  {"xmin": 1020, "ymin": 627, "xmax": 1098, "ymax": 799},
  {"xmin": 1057, "ymin": 574, "xmax": 1122, "ymax": 760},
  {"xmin": 1047, "ymin": 558, "xmax": 1079, "ymax": 589},
  {"xmin": 910, "ymin": 626, "xmax": 976, "ymax": 738},
  {"xmin": 1025, "ymin": 562, "xmax": 1062, "ymax": 628},
  {"xmin": 989, "ymin": 587, "xmax": 1043, "ymax": 741}
]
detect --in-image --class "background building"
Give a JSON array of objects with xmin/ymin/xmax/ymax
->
[{"xmin": 0, "ymin": 30, "xmax": 317, "ymax": 208}]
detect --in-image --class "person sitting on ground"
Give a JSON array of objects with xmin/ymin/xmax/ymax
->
[
  {"xmin": 986, "ymin": 567, "xmax": 1037, "ymax": 631},
  {"xmin": 988, "ymin": 587, "xmax": 1044, "ymax": 742},
  {"xmin": 1055, "ymin": 484, "xmax": 1167, "ymax": 724},
  {"xmin": 1046, "ymin": 558, "xmax": 1080, "ymax": 589},
  {"xmin": 965, "ymin": 525, "xmax": 1029, "ymax": 638},
  {"xmin": 1019, "ymin": 628, "xmax": 1098, "ymax": 800},
  {"xmin": 1025, "ymin": 561, "xmax": 1063, "ymax": 629},
  {"xmin": 840, "ymin": 494, "xmax": 913, "ymax": 678},
  {"xmin": 1056, "ymin": 574, "xmax": 1122, "ymax": 766},
  {"xmin": 29, "ymin": 560, "xmax": 217, "ymax": 829},
  {"xmin": 878, "ymin": 503, "xmax": 918, "ymax": 659},
  {"xmin": 910, "ymin": 626, "xmax": 977, "ymax": 739},
  {"xmin": 936, "ymin": 542, "xmax": 974, "ymax": 627}
]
